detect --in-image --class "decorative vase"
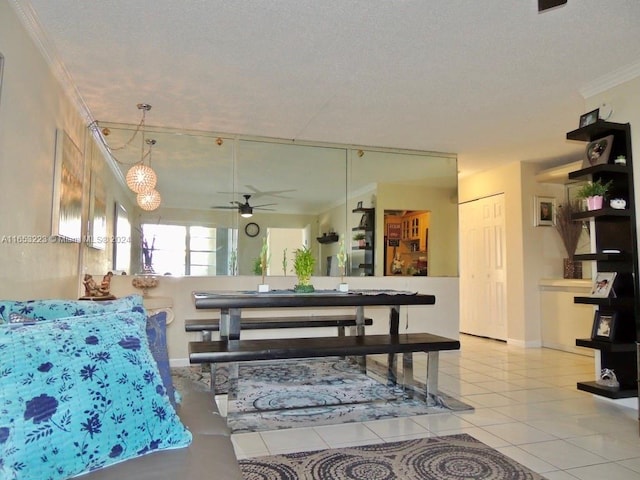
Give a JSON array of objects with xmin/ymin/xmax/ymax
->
[
  {"xmin": 337, "ymin": 282, "xmax": 349, "ymax": 292},
  {"xmin": 586, "ymin": 195, "xmax": 603, "ymax": 210},
  {"xmin": 563, "ymin": 258, "xmax": 582, "ymax": 279}
]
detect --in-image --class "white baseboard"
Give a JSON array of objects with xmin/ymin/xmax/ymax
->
[
  {"xmin": 170, "ymin": 357, "xmax": 191, "ymax": 368},
  {"xmin": 507, "ymin": 338, "xmax": 542, "ymax": 348}
]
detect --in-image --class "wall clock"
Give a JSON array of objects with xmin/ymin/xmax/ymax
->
[{"xmin": 244, "ymin": 222, "xmax": 260, "ymax": 237}]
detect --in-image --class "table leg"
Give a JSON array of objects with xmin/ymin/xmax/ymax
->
[
  {"xmin": 425, "ymin": 351, "xmax": 439, "ymax": 406},
  {"xmin": 387, "ymin": 305, "xmax": 401, "ymax": 386},
  {"xmin": 355, "ymin": 306, "xmax": 366, "ymax": 370},
  {"xmin": 402, "ymin": 352, "xmax": 414, "ymax": 398}
]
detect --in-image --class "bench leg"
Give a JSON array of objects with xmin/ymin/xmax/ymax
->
[
  {"xmin": 226, "ymin": 361, "xmax": 239, "ymax": 420},
  {"xmin": 425, "ymin": 351, "xmax": 439, "ymax": 407},
  {"xmin": 201, "ymin": 330, "xmax": 213, "ymax": 374},
  {"xmin": 402, "ymin": 352, "xmax": 415, "ymax": 398},
  {"xmin": 209, "ymin": 362, "xmax": 217, "ymax": 395},
  {"xmin": 387, "ymin": 353, "xmax": 399, "ymax": 387}
]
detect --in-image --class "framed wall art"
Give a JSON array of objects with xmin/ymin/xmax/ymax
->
[
  {"xmin": 579, "ymin": 108, "xmax": 599, "ymax": 128},
  {"xmin": 88, "ymin": 170, "xmax": 107, "ymax": 249},
  {"xmin": 534, "ymin": 196, "xmax": 555, "ymax": 227},
  {"xmin": 591, "ymin": 310, "xmax": 617, "ymax": 341},
  {"xmin": 51, "ymin": 130, "xmax": 84, "ymax": 242},
  {"xmin": 583, "ymin": 135, "xmax": 613, "ymax": 168}
]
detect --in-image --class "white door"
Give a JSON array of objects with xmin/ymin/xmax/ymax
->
[{"xmin": 459, "ymin": 194, "xmax": 507, "ymax": 340}]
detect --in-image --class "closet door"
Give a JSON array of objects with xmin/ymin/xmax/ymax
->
[{"xmin": 459, "ymin": 194, "xmax": 507, "ymax": 340}]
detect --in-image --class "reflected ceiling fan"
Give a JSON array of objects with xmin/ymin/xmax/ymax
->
[
  {"xmin": 212, "ymin": 194, "xmax": 276, "ymax": 218},
  {"xmin": 218, "ymin": 184, "xmax": 296, "ymax": 200},
  {"xmin": 538, "ymin": 0, "xmax": 567, "ymax": 12}
]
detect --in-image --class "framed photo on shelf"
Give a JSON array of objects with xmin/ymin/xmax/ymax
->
[
  {"xmin": 590, "ymin": 271, "xmax": 617, "ymax": 298},
  {"xmin": 579, "ymin": 108, "xmax": 599, "ymax": 128},
  {"xmin": 583, "ymin": 135, "xmax": 613, "ymax": 168},
  {"xmin": 358, "ymin": 214, "xmax": 369, "ymax": 229},
  {"xmin": 533, "ymin": 196, "xmax": 555, "ymax": 227},
  {"xmin": 356, "ymin": 201, "xmax": 363, "ymax": 209},
  {"xmin": 591, "ymin": 311, "xmax": 617, "ymax": 341}
]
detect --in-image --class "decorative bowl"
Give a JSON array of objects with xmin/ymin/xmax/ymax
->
[{"xmin": 132, "ymin": 275, "xmax": 159, "ymax": 295}]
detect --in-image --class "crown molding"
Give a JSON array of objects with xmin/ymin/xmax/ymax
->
[
  {"xmin": 579, "ymin": 60, "xmax": 640, "ymax": 99},
  {"xmin": 9, "ymin": 1, "xmax": 95, "ymax": 127}
]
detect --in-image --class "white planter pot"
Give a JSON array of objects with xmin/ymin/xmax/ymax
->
[
  {"xmin": 257, "ymin": 284, "xmax": 270, "ymax": 292},
  {"xmin": 337, "ymin": 283, "xmax": 349, "ymax": 292}
]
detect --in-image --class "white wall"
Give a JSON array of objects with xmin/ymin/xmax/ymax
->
[{"xmin": 0, "ymin": 1, "xmax": 136, "ymax": 299}]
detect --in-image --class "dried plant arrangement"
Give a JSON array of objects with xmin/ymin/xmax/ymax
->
[{"xmin": 555, "ymin": 199, "xmax": 583, "ymax": 257}]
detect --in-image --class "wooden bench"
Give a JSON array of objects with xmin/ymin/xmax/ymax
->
[
  {"xmin": 185, "ymin": 314, "xmax": 373, "ymax": 341},
  {"xmin": 189, "ymin": 333, "xmax": 460, "ymax": 406}
]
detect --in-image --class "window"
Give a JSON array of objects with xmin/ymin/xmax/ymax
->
[{"xmin": 141, "ymin": 223, "xmax": 237, "ymax": 275}]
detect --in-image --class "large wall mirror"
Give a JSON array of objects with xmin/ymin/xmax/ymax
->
[{"xmin": 99, "ymin": 123, "xmax": 458, "ymax": 277}]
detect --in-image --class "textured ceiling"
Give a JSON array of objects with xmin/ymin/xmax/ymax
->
[{"xmin": 12, "ymin": 0, "xmax": 640, "ymax": 179}]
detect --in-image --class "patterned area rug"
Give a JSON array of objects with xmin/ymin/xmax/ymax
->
[
  {"xmin": 239, "ymin": 434, "xmax": 547, "ymax": 480},
  {"xmin": 171, "ymin": 358, "xmax": 472, "ymax": 433}
]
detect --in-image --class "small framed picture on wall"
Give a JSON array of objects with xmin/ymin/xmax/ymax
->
[{"xmin": 534, "ymin": 196, "xmax": 555, "ymax": 227}]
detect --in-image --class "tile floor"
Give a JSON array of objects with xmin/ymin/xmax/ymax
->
[{"xmin": 230, "ymin": 334, "xmax": 640, "ymax": 479}]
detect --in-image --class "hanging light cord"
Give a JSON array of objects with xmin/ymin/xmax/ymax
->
[{"xmin": 88, "ymin": 103, "xmax": 152, "ymax": 166}]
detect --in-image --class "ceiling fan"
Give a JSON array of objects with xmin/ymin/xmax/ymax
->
[
  {"xmin": 218, "ymin": 184, "xmax": 296, "ymax": 200},
  {"xmin": 538, "ymin": 0, "xmax": 567, "ymax": 12},
  {"xmin": 212, "ymin": 194, "xmax": 276, "ymax": 218}
]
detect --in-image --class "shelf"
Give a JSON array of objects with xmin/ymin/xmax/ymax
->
[
  {"xmin": 576, "ymin": 381, "xmax": 637, "ymax": 399},
  {"xmin": 575, "ymin": 338, "xmax": 637, "ymax": 352},
  {"xmin": 317, "ymin": 234, "xmax": 339, "ymax": 244},
  {"xmin": 567, "ymin": 163, "xmax": 628, "ymax": 180},
  {"xmin": 566, "ymin": 120, "xmax": 630, "ymax": 142},
  {"xmin": 574, "ymin": 296, "xmax": 635, "ymax": 308},
  {"xmin": 352, "ymin": 207, "xmax": 374, "ymax": 213},
  {"xmin": 571, "ymin": 208, "xmax": 631, "ymax": 220},
  {"xmin": 351, "ymin": 246, "xmax": 372, "ymax": 251},
  {"xmin": 357, "ymin": 263, "xmax": 373, "ymax": 269},
  {"xmin": 573, "ymin": 253, "xmax": 631, "ymax": 262}
]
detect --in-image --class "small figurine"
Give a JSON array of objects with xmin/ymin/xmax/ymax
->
[
  {"xmin": 391, "ymin": 248, "xmax": 404, "ymax": 275},
  {"xmin": 83, "ymin": 272, "xmax": 113, "ymax": 297}
]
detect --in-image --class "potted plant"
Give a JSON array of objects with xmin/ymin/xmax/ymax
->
[
  {"xmin": 576, "ymin": 179, "xmax": 613, "ymax": 210},
  {"xmin": 352, "ymin": 232, "xmax": 366, "ymax": 247},
  {"xmin": 257, "ymin": 237, "xmax": 270, "ymax": 292},
  {"xmin": 336, "ymin": 237, "xmax": 348, "ymax": 292},
  {"xmin": 293, "ymin": 246, "xmax": 315, "ymax": 293},
  {"xmin": 555, "ymin": 200, "xmax": 584, "ymax": 278}
]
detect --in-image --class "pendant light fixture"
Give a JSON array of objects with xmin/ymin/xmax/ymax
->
[
  {"xmin": 91, "ymin": 103, "xmax": 163, "ymax": 211},
  {"xmin": 137, "ymin": 189, "xmax": 162, "ymax": 211}
]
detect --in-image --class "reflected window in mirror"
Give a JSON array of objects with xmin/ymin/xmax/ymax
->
[{"xmin": 141, "ymin": 223, "xmax": 237, "ymax": 275}]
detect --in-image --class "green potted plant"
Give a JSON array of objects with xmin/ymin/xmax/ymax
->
[
  {"xmin": 575, "ymin": 179, "xmax": 612, "ymax": 210},
  {"xmin": 352, "ymin": 232, "xmax": 366, "ymax": 247},
  {"xmin": 258, "ymin": 237, "xmax": 270, "ymax": 292},
  {"xmin": 293, "ymin": 246, "xmax": 315, "ymax": 293}
]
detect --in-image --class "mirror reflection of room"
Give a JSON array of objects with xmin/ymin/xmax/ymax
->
[{"xmin": 384, "ymin": 210, "xmax": 430, "ymax": 276}]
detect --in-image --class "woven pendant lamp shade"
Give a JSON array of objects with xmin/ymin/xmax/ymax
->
[
  {"xmin": 126, "ymin": 164, "xmax": 157, "ymax": 193},
  {"xmin": 136, "ymin": 189, "xmax": 162, "ymax": 211}
]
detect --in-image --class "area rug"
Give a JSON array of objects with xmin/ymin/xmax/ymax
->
[
  {"xmin": 239, "ymin": 434, "xmax": 547, "ymax": 480},
  {"xmin": 171, "ymin": 358, "xmax": 472, "ymax": 434}
]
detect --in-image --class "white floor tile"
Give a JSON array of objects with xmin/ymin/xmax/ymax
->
[
  {"xmin": 483, "ymin": 422, "xmax": 558, "ymax": 445},
  {"xmin": 313, "ymin": 422, "xmax": 379, "ymax": 446},
  {"xmin": 260, "ymin": 427, "xmax": 328, "ymax": 454},
  {"xmin": 495, "ymin": 445, "xmax": 557, "ymax": 474},
  {"xmin": 566, "ymin": 434, "xmax": 640, "ymax": 461},
  {"xmin": 566, "ymin": 462, "xmax": 640, "ymax": 480},
  {"xmin": 517, "ymin": 439, "xmax": 607, "ymax": 470},
  {"xmin": 363, "ymin": 417, "xmax": 429, "ymax": 439}
]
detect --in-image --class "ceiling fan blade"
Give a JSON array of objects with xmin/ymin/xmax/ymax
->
[
  {"xmin": 253, "ymin": 203, "xmax": 277, "ymax": 208},
  {"xmin": 210, "ymin": 205, "xmax": 238, "ymax": 210},
  {"xmin": 538, "ymin": 0, "xmax": 567, "ymax": 12}
]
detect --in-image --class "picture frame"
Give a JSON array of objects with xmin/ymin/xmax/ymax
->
[
  {"xmin": 534, "ymin": 196, "xmax": 555, "ymax": 227},
  {"xmin": 51, "ymin": 129, "xmax": 84, "ymax": 242},
  {"xmin": 583, "ymin": 134, "xmax": 613, "ymax": 168},
  {"xmin": 590, "ymin": 271, "xmax": 617, "ymax": 298},
  {"xmin": 579, "ymin": 108, "xmax": 599, "ymax": 128},
  {"xmin": 356, "ymin": 201, "xmax": 363, "ymax": 209},
  {"xmin": 591, "ymin": 310, "xmax": 617, "ymax": 341},
  {"xmin": 358, "ymin": 214, "xmax": 369, "ymax": 229},
  {"xmin": 88, "ymin": 169, "xmax": 107, "ymax": 250}
]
